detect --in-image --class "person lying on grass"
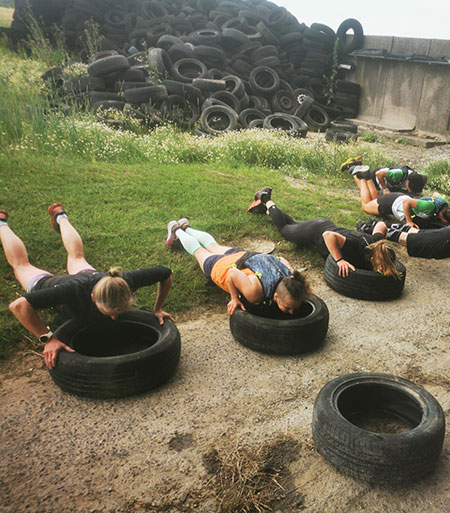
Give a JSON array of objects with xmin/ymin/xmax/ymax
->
[
  {"xmin": 350, "ymin": 166, "xmax": 449, "ymax": 230},
  {"xmin": 340, "ymin": 157, "xmax": 427, "ymax": 195},
  {"xmin": 248, "ymin": 187, "xmax": 401, "ymax": 280},
  {"xmin": 165, "ymin": 217, "xmax": 311, "ymax": 317},
  {"xmin": 0, "ymin": 204, "xmax": 174, "ymax": 369}
]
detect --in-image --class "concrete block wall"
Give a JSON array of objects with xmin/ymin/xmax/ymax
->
[{"xmin": 346, "ymin": 36, "xmax": 450, "ymax": 138}]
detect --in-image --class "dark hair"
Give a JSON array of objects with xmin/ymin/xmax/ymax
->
[
  {"xmin": 277, "ymin": 270, "xmax": 312, "ymax": 303},
  {"xmin": 407, "ymin": 171, "xmax": 427, "ymax": 194},
  {"xmin": 440, "ymin": 205, "xmax": 450, "ymax": 223}
]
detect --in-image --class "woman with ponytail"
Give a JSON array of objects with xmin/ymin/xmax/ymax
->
[
  {"xmin": 248, "ymin": 187, "xmax": 401, "ymax": 279},
  {"xmin": 1, "ymin": 203, "xmax": 174, "ymax": 369},
  {"xmin": 165, "ymin": 217, "xmax": 311, "ymax": 317}
]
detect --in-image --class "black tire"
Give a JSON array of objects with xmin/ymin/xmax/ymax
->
[
  {"xmin": 89, "ymin": 91, "xmax": 123, "ymax": 104},
  {"xmin": 147, "ymin": 47, "xmax": 173, "ymax": 78},
  {"xmin": 238, "ymin": 107, "xmax": 266, "ymax": 128},
  {"xmin": 325, "ymin": 129, "xmax": 357, "ymax": 143},
  {"xmin": 303, "ymin": 105, "xmax": 330, "ymax": 131},
  {"xmin": 270, "ymin": 89, "xmax": 297, "ymax": 114},
  {"xmin": 87, "ymin": 55, "xmax": 130, "ymax": 78},
  {"xmin": 172, "ymin": 58, "xmax": 208, "ymax": 83},
  {"xmin": 263, "ymin": 113, "xmax": 307, "ymax": 137},
  {"xmin": 323, "ymin": 255, "xmax": 406, "ymax": 300},
  {"xmin": 222, "ymin": 75, "xmax": 245, "ymax": 99},
  {"xmin": 336, "ymin": 18, "xmax": 364, "ymax": 54},
  {"xmin": 312, "ymin": 373, "xmax": 445, "ymax": 484},
  {"xmin": 229, "ymin": 295, "xmax": 329, "ymax": 355},
  {"xmin": 49, "ymin": 310, "xmax": 181, "ymax": 399},
  {"xmin": 199, "ymin": 104, "xmax": 238, "ymax": 135},
  {"xmin": 124, "ymin": 85, "xmax": 168, "ymax": 104},
  {"xmin": 249, "ymin": 66, "xmax": 280, "ymax": 97},
  {"xmin": 329, "ymin": 120, "xmax": 358, "ymax": 133},
  {"xmin": 294, "ymin": 95, "xmax": 314, "ymax": 119},
  {"xmin": 192, "ymin": 78, "xmax": 226, "ymax": 92},
  {"xmin": 209, "ymin": 90, "xmax": 241, "ymax": 113},
  {"xmin": 63, "ymin": 76, "xmax": 106, "ymax": 94}
]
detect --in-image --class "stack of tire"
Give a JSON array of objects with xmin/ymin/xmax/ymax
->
[{"xmin": 28, "ymin": 1, "xmax": 365, "ymax": 136}]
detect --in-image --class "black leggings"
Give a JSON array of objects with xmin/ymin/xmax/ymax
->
[{"xmin": 268, "ymin": 206, "xmax": 338, "ymax": 248}]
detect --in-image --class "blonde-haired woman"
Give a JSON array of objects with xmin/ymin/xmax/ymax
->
[
  {"xmin": 0, "ymin": 204, "xmax": 174, "ymax": 369},
  {"xmin": 248, "ymin": 188, "xmax": 401, "ymax": 280}
]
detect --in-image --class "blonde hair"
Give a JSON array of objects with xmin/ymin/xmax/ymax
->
[
  {"xmin": 365, "ymin": 240, "xmax": 402, "ymax": 279},
  {"xmin": 277, "ymin": 270, "xmax": 312, "ymax": 303},
  {"xmin": 92, "ymin": 267, "xmax": 132, "ymax": 312}
]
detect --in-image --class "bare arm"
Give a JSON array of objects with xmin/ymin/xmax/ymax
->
[
  {"xmin": 403, "ymin": 198, "xmax": 419, "ymax": 228},
  {"xmin": 153, "ymin": 272, "xmax": 175, "ymax": 324},
  {"xmin": 9, "ymin": 297, "xmax": 74, "ymax": 369},
  {"xmin": 322, "ymin": 231, "xmax": 355, "ymax": 277},
  {"xmin": 375, "ymin": 169, "xmax": 389, "ymax": 193},
  {"xmin": 227, "ymin": 268, "xmax": 263, "ymax": 317}
]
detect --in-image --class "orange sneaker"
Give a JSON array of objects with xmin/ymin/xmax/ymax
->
[{"xmin": 48, "ymin": 202, "xmax": 67, "ymax": 233}]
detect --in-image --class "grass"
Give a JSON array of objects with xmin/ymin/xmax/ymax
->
[{"xmin": 0, "ymin": 39, "xmax": 448, "ymax": 361}]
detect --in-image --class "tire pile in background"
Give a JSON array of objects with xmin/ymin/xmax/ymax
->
[{"xmin": 10, "ymin": 0, "xmax": 364, "ymax": 139}]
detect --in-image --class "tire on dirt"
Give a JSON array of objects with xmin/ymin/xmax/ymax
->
[
  {"xmin": 229, "ymin": 295, "xmax": 329, "ymax": 354},
  {"xmin": 323, "ymin": 255, "xmax": 406, "ymax": 300},
  {"xmin": 312, "ymin": 372, "xmax": 445, "ymax": 484},
  {"xmin": 49, "ymin": 310, "xmax": 181, "ymax": 399}
]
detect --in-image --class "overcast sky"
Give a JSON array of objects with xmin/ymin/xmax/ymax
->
[{"xmin": 273, "ymin": 0, "xmax": 450, "ymax": 40}]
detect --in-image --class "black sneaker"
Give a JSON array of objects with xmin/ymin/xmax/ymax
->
[
  {"xmin": 356, "ymin": 217, "xmax": 377, "ymax": 234},
  {"xmin": 386, "ymin": 223, "xmax": 409, "ymax": 243},
  {"xmin": 350, "ymin": 165, "xmax": 371, "ymax": 180},
  {"xmin": 248, "ymin": 187, "xmax": 272, "ymax": 214},
  {"xmin": 254, "ymin": 187, "xmax": 272, "ymax": 204}
]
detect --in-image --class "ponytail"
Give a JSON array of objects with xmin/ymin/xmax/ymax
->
[
  {"xmin": 92, "ymin": 267, "xmax": 132, "ymax": 311},
  {"xmin": 277, "ymin": 270, "xmax": 312, "ymax": 303}
]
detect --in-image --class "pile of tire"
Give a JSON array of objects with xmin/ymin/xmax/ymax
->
[{"xmin": 12, "ymin": 0, "xmax": 364, "ymax": 133}]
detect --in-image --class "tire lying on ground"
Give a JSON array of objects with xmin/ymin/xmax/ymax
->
[
  {"xmin": 229, "ymin": 295, "xmax": 329, "ymax": 354},
  {"xmin": 49, "ymin": 310, "xmax": 181, "ymax": 399},
  {"xmin": 312, "ymin": 372, "xmax": 445, "ymax": 484},
  {"xmin": 323, "ymin": 255, "xmax": 406, "ymax": 300}
]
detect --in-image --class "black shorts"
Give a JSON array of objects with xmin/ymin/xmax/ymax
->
[
  {"xmin": 406, "ymin": 228, "xmax": 450, "ymax": 259},
  {"xmin": 377, "ymin": 194, "xmax": 398, "ymax": 216}
]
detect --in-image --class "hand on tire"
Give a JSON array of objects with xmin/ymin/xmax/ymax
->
[
  {"xmin": 337, "ymin": 259, "xmax": 355, "ymax": 277},
  {"xmin": 43, "ymin": 338, "xmax": 75, "ymax": 369},
  {"xmin": 153, "ymin": 309, "xmax": 175, "ymax": 325},
  {"xmin": 227, "ymin": 298, "xmax": 245, "ymax": 318}
]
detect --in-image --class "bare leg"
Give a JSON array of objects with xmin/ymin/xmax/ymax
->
[
  {"xmin": 359, "ymin": 179, "xmax": 380, "ymax": 215},
  {"xmin": 373, "ymin": 222, "xmax": 387, "ymax": 237},
  {"xmin": 0, "ymin": 225, "xmax": 49, "ymax": 290},
  {"xmin": 192, "ymin": 242, "xmax": 233, "ymax": 272},
  {"xmin": 58, "ymin": 217, "xmax": 95, "ymax": 274}
]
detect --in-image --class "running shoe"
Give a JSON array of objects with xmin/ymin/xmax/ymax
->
[
  {"xmin": 340, "ymin": 156, "xmax": 362, "ymax": 172},
  {"xmin": 48, "ymin": 202, "xmax": 67, "ymax": 233},
  {"xmin": 166, "ymin": 220, "xmax": 181, "ymax": 251}
]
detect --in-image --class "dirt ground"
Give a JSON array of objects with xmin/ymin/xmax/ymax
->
[{"xmin": 1, "ymin": 142, "xmax": 450, "ymax": 513}]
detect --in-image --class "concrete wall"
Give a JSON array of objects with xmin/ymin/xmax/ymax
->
[{"xmin": 346, "ymin": 36, "xmax": 450, "ymax": 138}]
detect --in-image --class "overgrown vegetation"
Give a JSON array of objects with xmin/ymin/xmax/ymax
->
[{"xmin": 0, "ymin": 34, "xmax": 448, "ymax": 361}]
